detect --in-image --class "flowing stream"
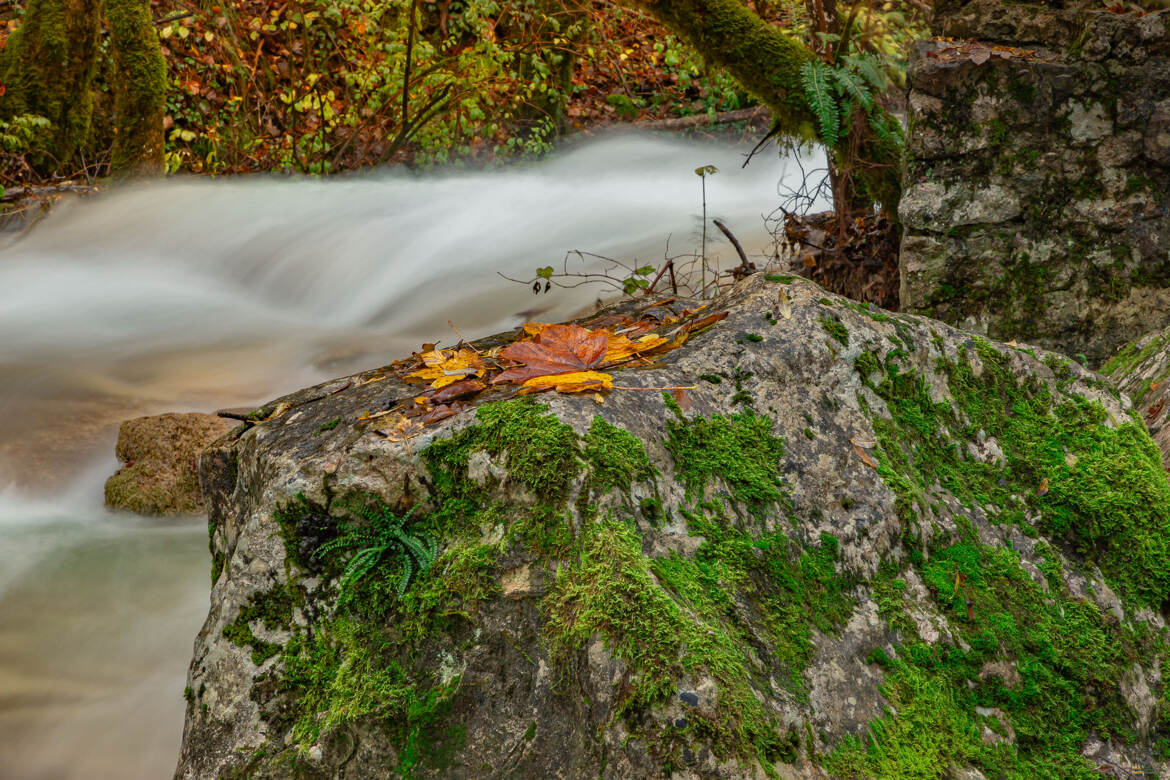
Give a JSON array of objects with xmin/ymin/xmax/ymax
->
[{"xmin": 0, "ymin": 134, "xmax": 824, "ymax": 779}]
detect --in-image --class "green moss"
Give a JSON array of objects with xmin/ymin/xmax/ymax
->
[
  {"xmin": 861, "ymin": 337, "xmax": 1170, "ymax": 608},
  {"xmin": 819, "ymin": 314, "xmax": 849, "ymax": 347},
  {"xmin": 222, "ymin": 583, "xmax": 297, "ymax": 666},
  {"xmin": 1100, "ymin": 331, "xmax": 1168, "ymax": 381},
  {"xmin": 584, "ymin": 416, "xmax": 655, "ymax": 494},
  {"xmin": 545, "ymin": 516, "xmax": 837, "ymax": 772},
  {"xmin": 765, "ymin": 274, "xmax": 795, "ymax": 283},
  {"xmin": 699, "ymin": 373, "xmax": 723, "ymax": 384},
  {"xmin": 828, "ymin": 538, "xmax": 1151, "ymax": 778},
  {"xmin": 743, "ymin": 332, "xmax": 764, "ymax": 343},
  {"xmin": 424, "ymin": 398, "xmax": 581, "ymax": 504},
  {"xmin": 0, "ymin": 0, "xmax": 102, "ymax": 169},
  {"xmin": 104, "ymin": 0, "xmax": 167, "ymax": 175},
  {"xmin": 665, "ymin": 403, "xmax": 788, "ymax": 512},
  {"xmin": 317, "ymin": 417, "xmax": 342, "ymax": 433}
]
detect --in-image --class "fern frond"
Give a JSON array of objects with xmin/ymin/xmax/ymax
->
[
  {"xmin": 832, "ymin": 67, "xmax": 873, "ymax": 112},
  {"xmin": 869, "ymin": 111, "xmax": 905, "ymax": 151},
  {"xmin": 800, "ymin": 60, "xmax": 840, "ymax": 147},
  {"xmin": 845, "ymin": 54, "xmax": 888, "ymax": 92},
  {"xmin": 397, "ymin": 556, "xmax": 415, "ymax": 596}
]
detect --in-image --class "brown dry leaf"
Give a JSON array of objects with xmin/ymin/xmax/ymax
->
[
  {"xmin": 518, "ymin": 370, "xmax": 613, "ymax": 395},
  {"xmin": 493, "ymin": 324, "xmax": 608, "ymax": 385},
  {"xmin": 1037, "ymin": 477, "xmax": 1049, "ymax": 497},
  {"xmin": 1152, "ymin": 380, "xmax": 1164, "ymax": 392},
  {"xmin": 673, "ymin": 387, "xmax": 692, "ymax": 411},
  {"xmin": 1146, "ymin": 398, "xmax": 1166, "ymax": 423},
  {"xmin": 684, "ymin": 310, "xmax": 729, "ymax": 335},
  {"xmin": 406, "ymin": 348, "xmax": 487, "ymax": 389},
  {"xmin": 430, "ymin": 378, "xmax": 486, "ymax": 404},
  {"xmin": 418, "ymin": 403, "xmax": 463, "ymax": 425},
  {"xmin": 852, "ymin": 442, "xmax": 879, "ymax": 470}
]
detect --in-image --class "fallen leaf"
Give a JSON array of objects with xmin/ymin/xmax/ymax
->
[
  {"xmin": 518, "ymin": 370, "xmax": 613, "ymax": 394},
  {"xmin": 406, "ymin": 348, "xmax": 487, "ymax": 389},
  {"xmin": 777, "ymin": 288, "xmax": 793, "ymax": 320},
  {"xmin": 429, "ymin": 378, "xmax": 486, "ymax": 404},
  {"xmin": 683, "ymin": 310, "xmax": 729, "ymax": 335},
  {"xmin": 261, "ymin": 401, "xmax": 292, "ymax": 421},
  {"xmin": 493, "ymin": 324, "xmax": 608, "ymax": 385},
  {"xmin": 603, "ymin": 332, "xmax": 670, "ymax": 364},
  {"xmin": 592, "ymin": 392, "xmax": 606, "ymax": 405},
  {"xmin": 673, "ymin": 387, "xmax": 692, "ymax": 411},
  {"xmin": 852, "ymin": 442, "xmax": 879, "ymax": 470},
  {"xmin": 1145, "ymin": 398, "xmax": 1165, "ymax": 423},
  {"xmin": 1037, "ymin": 477, "xmax": 1049, "ymax": 497}
]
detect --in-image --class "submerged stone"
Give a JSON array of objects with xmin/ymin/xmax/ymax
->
[{"xmin": 103, "ymin": 412, "xmax": 235, "ymax": 515}]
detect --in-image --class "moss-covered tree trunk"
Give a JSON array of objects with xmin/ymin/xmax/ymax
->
[
  {"xmin": 0, "ymin": 0, "xmax": 102, "ymax": 170},
  {"xmin": 630, "ymin": 0, "xmax": 901, "ymax": 212},
  {"xmin": 106, "ymin": 0, "xmax": 168, "ymax": 176},
  {"xmin": 633, "ymin": 0, "xmax": 817, "ymax": 135}
]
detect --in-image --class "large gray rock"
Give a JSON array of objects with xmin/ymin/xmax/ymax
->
[
  {"xmin": 900, "ymin": 3, "xmax": 1170, "ymax": 366},
  {"xmin": 176, "ymin": 274, "xmax": 1170, "ymax": 779}
]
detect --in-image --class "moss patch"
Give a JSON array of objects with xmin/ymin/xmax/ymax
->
[
  {"xmin": 664, "ymin": 399, "xmax": 788, "ymax": 513},
  {"xmin": 827, "ymin": 536, "xmax": 1158, "ymax": 778},
  {"xmin": 860, "ymin": 337, "xmax": 1170, "ymax": 609},
  {"xmin": 583, "ymin": 416, "xmax": 655, "ymax": 494}
]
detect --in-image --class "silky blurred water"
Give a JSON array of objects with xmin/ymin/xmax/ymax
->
[{"xmin": 0, "ymin": 133, "xmax": 824, "ymax": 778}]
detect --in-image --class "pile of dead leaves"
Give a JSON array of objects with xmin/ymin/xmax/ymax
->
[
  {"xmin": 784, "ymin": 211, "xmax": 900, "ymax": 311},
  {"xmin": 357, "ymin": 301, "xmax": 727, "ymax": 441},
  {"xmin": 927, "ymin": 39, "xmax": 1055, "ymax": 65}
]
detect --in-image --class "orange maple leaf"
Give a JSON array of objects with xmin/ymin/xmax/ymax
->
[{"xmin": 493, "ymin": 324, "xmax": 608, "ymax": 385}]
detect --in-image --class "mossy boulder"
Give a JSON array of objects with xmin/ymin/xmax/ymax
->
[
  {"xmin": 1101, "ymin": 324, "xmax": 1170, "ymax": 471},
  {"xmin": 104, "ymin": 412, "xmax": 236, "ymax": 515},
  {"xmin": 177, "ymin": 274, "xmax": 1170, "ymax": 779}
]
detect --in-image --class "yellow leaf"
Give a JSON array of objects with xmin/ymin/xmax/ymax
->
[
  {"xmin": 518, "ymin": 370, "xmax": 613, "ymax": 395},
  {"xmin": 406, "ymin": 348, "xmax": 486, "ymax": 388},
  {"xmin": 603, "ymin": 333, "xmax": 669, "ymax": 364}
]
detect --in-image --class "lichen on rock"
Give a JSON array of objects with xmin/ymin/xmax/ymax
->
[{"xmin": 176, "ymin": 274, "xmax": 1170, "ymax": 779}]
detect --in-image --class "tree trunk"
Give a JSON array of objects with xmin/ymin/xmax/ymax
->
[
  {"xmin": 0, "ymin": 0, "xmax": 103, "ymax": 171},
  {"xmin": 105, "ymin": 0, "xmax": 168, "ymax": 176},
  {"xmin": 632, "ymin": 0, "xmax": 817, "ymax": 137}
]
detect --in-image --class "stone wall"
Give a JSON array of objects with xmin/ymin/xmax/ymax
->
[{"xmin": 900, "ymin": 0, "xmax": 1170, "ymax": 365}]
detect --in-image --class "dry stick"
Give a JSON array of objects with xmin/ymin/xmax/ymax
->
[
  {"xmin": 448, "ymin": 320, "xmax": 480, "ymax": 353},
  {"xmin": 712, "ymin": 218, "xmax": 749, "ymax": 266},
  {"xmin": 614, "ymin": 385, "xmax": 699, "ymax": 392},
  {"xmin": 645, "ymin": 260, "xmax": 675, "ymax": 295}
]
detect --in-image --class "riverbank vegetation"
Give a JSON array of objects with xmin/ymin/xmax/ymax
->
[{"xmin": 0, "ymin": 0, "xmax": 925, "ymax": 194}]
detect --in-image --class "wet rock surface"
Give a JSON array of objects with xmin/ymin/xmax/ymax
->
[
  {"xmin": 103, "ymin": 412, "xmax": 236, "ymax": 515},
  {"xmin": 177, "ymin": 274, "xmax": 1170, "ymax": 778}
]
